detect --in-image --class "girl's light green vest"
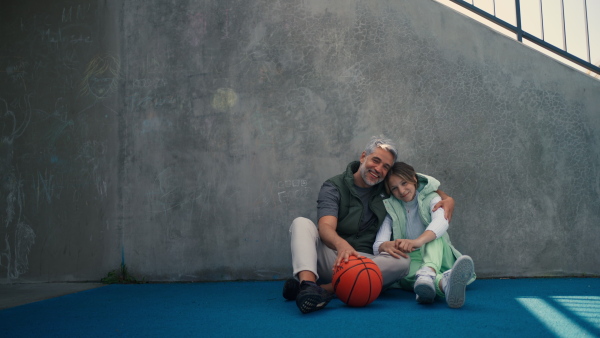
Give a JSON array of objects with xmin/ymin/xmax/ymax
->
[{"xmin": 382, "ymin": 173, "xmax": 462, "ymax": 259}]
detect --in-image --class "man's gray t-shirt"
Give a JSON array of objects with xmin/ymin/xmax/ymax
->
[{"xmin": 317, "ymin": 182, "xmax": 378, "ymax": 231}]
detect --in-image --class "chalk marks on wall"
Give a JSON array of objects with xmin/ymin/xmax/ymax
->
[
  {"xmin": 1, "ymin": 97, "xmax": 32, "ymax": 145},
  {"xmin": 39, "ymin": 26, "xmax": 93, "ymax": 46},
  {"xmin": 0, "ymin": 3, "xmax": 127, "ymax": 281},
  {"xmin": 39, "ymin": 4, "xmax": 93, "ymax": 47},
  {"xmin": 5, "ymin": 59, "xmax": 29, "ymax": 89},
  {"xmin": 1, "ymin": 173, "xmax": 22, "ymax": 233},
  {"xmin": 42, "ymin": 116, "xmax": 74, "ymax": 147},
  {"xmin": 1, "ymin": 92, "xmax": 36, "ymax": 280},
  {"xmin": 79, "ymin": 54, "xmax": 120, "ymax": 99},
  {"xmin": 36, "ymin": 170, "xmax": 59, "ymax": 205},
  {"xmin": 222, "ymin": 8, "xmax": 232, "ymax": 39},
  {"xmin": 142, "ymin": 117, "xmax": 173, "ymax": 134},
  {"xmin": 0, "ymin": 223, "xmax": 36, "ymax": 281},
  {"xmin": 77, "ymin": 54, "xmax": 121, "ymax": 117},
  {"xmin": 75, "ymin": 140, "xmax": 109, "ymax": 200},
  {"xmin": 128, "ymin": 92, "xmax": 183, "ymax": 115},
  {"xmin": 146, "ymin": 167, "xmax": 190, "ymax": 216},
  {"xmin": 185, "ymin": 7, "xmax": 234, "ymax": 46},
  {"xmin": 1, "ymin": 95, "xmax": 36, "ymax": 280},
  {"xmin": 277, "ymin": 179, "xmax": 311, "ymax": 203},
  {"xmin": 0, "ymin": 169, "xmax": 36, "ymax": 280},
  {"xmin": 131, "ymin": 77, "xmax": 168, "ymax": 90},
  {"xmin": 2, "ymin": 8, "xmax": 120, "ymax": 280},
  {"xmin": 61, "ymin": 4, "xmax": 92, "ymax": 23},
  {"xmin": 211, "ymin": 88, "xmax": 238, "ymax": 112},
  {"xmin": 12, "ymin": 222, "xmax": 36, "ymax": 278},
  {"xmin": 136, "ymin": 49, "xmax": 176, "ymax": 76},
  {"xmin": 187, "ymin": 13, "xmax": 208, "ymax": 47}
]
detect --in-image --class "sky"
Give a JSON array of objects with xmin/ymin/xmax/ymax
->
[{"xmin": 435, "ymin": 0, "xmax": 600, "ymax": 78}]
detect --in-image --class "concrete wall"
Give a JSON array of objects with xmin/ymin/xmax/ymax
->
[{"xmin": 1, "ymin": 0, "xmax": 599, "ymax": 283}]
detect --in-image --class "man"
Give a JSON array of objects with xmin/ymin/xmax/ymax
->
[{"xmin": 283, "ymin": 135, "xmax": 455, "ymax": 314}]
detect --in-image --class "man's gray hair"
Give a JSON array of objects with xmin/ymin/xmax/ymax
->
[{"xmin": 364, "ymin": 135, "xmax": 398, "ymax": 162}]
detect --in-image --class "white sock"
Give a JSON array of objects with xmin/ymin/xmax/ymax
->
[
  {"xmin": 417, "ymin": 267, "xmax": 435, "ymax": 277},
  {"xmin": 440, "ymin": 270, "xmax": 450, "ymax": 293}
]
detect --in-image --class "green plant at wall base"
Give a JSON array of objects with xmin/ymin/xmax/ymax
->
[{"xmin": 101, "ymin": 264, "xmax": 142, "ymax": 284}]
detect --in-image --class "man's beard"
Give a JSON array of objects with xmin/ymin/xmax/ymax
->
[{"xmin": 360, "ymin": 163, "xmax": 383, "ymax": 186}]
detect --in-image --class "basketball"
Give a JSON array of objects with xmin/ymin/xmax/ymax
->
[{"xmin": 332, "ymin": 256, "xmax": 383, "ymax": 307}]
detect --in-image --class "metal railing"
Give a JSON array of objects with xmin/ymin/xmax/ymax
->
[{"xmin": 447, "ymin": 0, "xmax": 600, "ymax": 77}]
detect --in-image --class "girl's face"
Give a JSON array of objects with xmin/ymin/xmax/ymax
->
[{"xmin": 387, "ymin": 174, "xmax": 417, "ymax": 202}]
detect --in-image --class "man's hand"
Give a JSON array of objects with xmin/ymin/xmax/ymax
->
[
  {"xmin": 318, "ymin": 215, "xmax": 363, "ymax": 270},
  {"xmin": 333, "ymin": 242, "xmax": 363, "ymax": 271},
  {"xmin": 433, "ymin": 190, "xmax": 454, "ymax": 222},
  {"xmin": 378, "ymin": 241, "xmax": 409, "ymax": 259}
]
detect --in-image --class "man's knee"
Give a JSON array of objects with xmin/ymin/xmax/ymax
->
[
  {"xmin": 395, "ymin": 256, "xmax": 411, "ymax": 273},
  {"xmin": 289, "ymin": 217, "xmax": 316, "ymax": 233},
  {"xmin": 289, "ymin": 217, "xmax": 319, "ymax": 246},
  {"xmin": 376, "ymin": 253, "xmax": 411, "ymax": 275},
  {"xmin": 390, "ymin": 254, "xmax": 411, "ymax": 271}
]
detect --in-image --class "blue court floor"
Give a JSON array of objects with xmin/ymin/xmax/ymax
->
[{"xmin": 1, "ymin": 278, "xmax": 599, "ymax": 337}]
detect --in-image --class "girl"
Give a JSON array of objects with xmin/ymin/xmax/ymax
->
[{"xmin": 373, "ymin": 162, "xmax": 476, "ymax": 308}]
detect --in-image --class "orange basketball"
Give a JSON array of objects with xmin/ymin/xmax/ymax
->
[{"xmin": 332, "ymin": 256, "xmax": 383, "ymax": 307}]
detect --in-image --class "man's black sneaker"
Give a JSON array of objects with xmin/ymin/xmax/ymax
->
[
  {"xmin": 295, "ymin": 281, "xmax": 333, "ymax": 314},
  {"xmin": 282, "ymin": 278, "xmax": 300, "ymax": 300}
]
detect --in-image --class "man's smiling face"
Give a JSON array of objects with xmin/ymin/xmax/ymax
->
[{"xmin": 355, "ymin": 147, "xmax": 394, "ymax": 188}]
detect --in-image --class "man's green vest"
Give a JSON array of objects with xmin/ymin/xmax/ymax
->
[{"xmin": 326, "ymin": 161, "xmax": 389, "ymax": 254}]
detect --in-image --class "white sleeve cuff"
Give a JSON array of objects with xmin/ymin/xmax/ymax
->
[
  {"xmin": 373, "ymin": 214, "xmax": 393, "ymax": 255},
  {"xmin": 426, "ymin": 196, "xmax": 449, "ymax": 238}
]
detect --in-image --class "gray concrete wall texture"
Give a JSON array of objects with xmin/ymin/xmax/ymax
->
[{"xmin": 1, "ymin": 0, "xmax": 599, "ymax": 283}]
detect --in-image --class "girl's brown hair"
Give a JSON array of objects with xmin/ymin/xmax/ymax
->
[{"xmin": 386, "ymin": 162, "xmax": 418, "ymax": 194}]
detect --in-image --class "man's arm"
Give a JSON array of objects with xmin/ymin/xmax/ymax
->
[
  {"xmin": 432, "ymin": 189, "xmax": 455, "ymax": 222},
  {"xmin": 318, "ymin": 215, "xmax": 363, "ymax": 269}
]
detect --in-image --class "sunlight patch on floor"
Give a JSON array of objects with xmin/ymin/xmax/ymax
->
[{"xmin": 517, "ymin": 296, "xmax": 599, "ymax": 337}]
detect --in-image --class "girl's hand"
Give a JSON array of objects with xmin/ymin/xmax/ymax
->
[
  {"xmin": 394, "ymin": 239, "xmax": 422, "ymax": 253},
  {"xmin": 378, "ymin": 241, "xmax": 409, "ymax": 259}
]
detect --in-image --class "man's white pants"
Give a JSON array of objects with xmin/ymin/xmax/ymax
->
[{"xmin": 289, "ymin": 217, "xmax": 410, "ymax": 288}]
